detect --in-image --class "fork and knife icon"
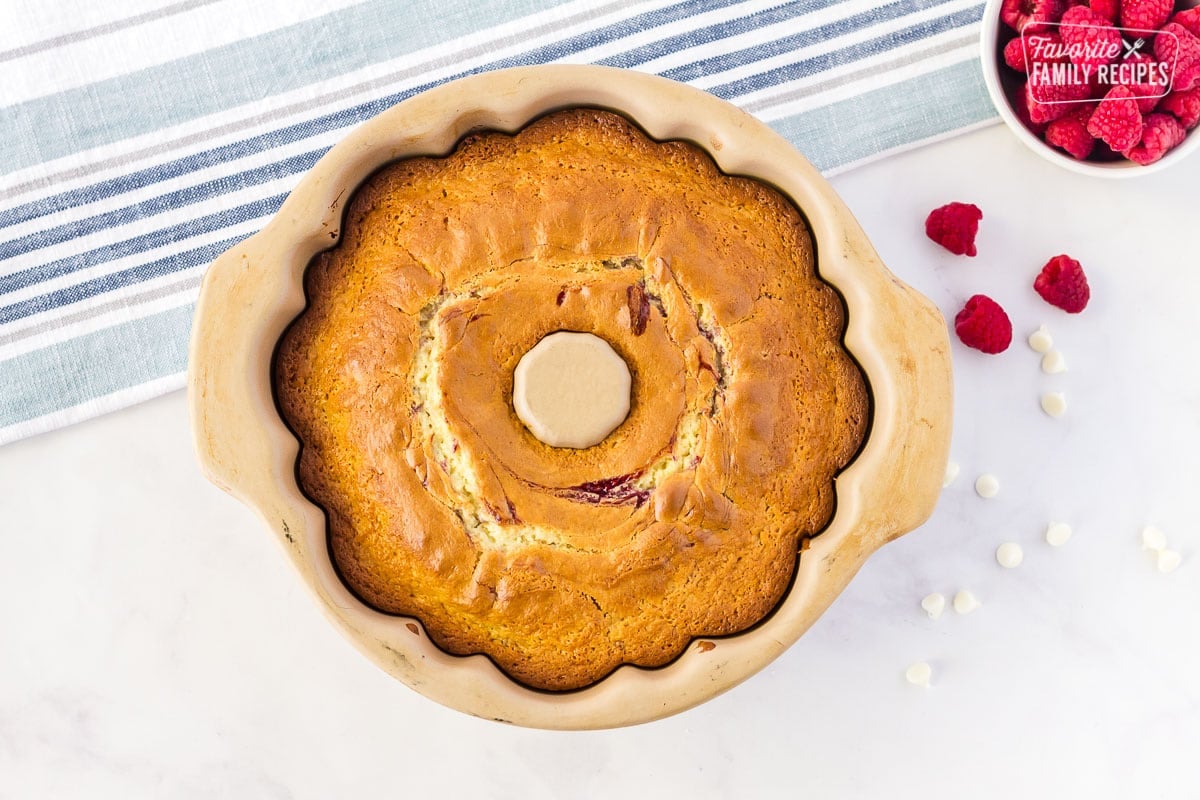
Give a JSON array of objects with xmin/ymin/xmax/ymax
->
[{"xmin": 1122, "ymin": 37, "xmax": 1147, "ymax": 58}]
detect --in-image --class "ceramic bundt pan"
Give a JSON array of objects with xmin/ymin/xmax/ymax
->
[{"xmin": 188, "ymin": 65, "xmax": 952, "ymax": 729}]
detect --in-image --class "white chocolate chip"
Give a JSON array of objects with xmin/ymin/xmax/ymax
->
[
  {"xmin": 953, "ymin": 590, "xmax": 981, "ymax": 614},
  {"xmin": 943, "ymin": 461, "xmax": 960, "ymax": 488},
  {"xmin": 1028, "ymin": 325, "xmax": 1053, "ymax": 353},
  {"xmin": 1041, "ymin": 350, "xmax": 1067, "ymax": 374},
  {"xmin": 1045, "ymin": 522, "xmax": 1072, "ymax": 547},
  {"xmin": 1140, "ymin": 526, "xmax": 1168, "ymax": 552},
  {"xmin": 905, "ymin": 661, "xmax": 932, "ymax": 688},
  {"xmin": 921, "ymin": 592, "xmax": 946, "ymax": 619},
  {"xmin": 1040, "ymin": 392, "xmax": 1067, "ymax": 418},
  {"xmin": 975, "ymin": 473, "xmax": 1000, "ymax": 498},
  {"xmin": 996, "ymin": 542, "xmax": 1024, "ymax": 568},
  {"xmin": 1157, "ymin": 549, "xmax": 1182, "ymax": 573}
]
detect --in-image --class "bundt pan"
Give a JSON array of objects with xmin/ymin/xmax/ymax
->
[{"xmin": 188, "ymin": 65, "xmax": 952, "ymax": 729}]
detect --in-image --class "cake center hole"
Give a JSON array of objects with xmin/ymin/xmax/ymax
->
[{"xmin": 512, "ymin": 331, "xmax": 631, "ymax": 449}]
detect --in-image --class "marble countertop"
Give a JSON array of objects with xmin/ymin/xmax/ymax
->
[{"xmin": 2, "ymin": 123, "xmax": 1197, "ymax": 798}]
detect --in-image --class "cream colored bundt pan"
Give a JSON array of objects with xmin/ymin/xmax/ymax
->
[{"xmin": 188, "ymin": 65, "xmax": 952, "ymax": 729}]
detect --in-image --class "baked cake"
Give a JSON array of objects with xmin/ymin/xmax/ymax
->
[{"xmin": 273, "ymin": 108, "xmax": 869, "ymax": 691}]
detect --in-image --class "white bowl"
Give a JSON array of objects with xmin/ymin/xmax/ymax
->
[{"xmin": 978, "ymin": 0, "xmax": 1200, "ymax": 177}]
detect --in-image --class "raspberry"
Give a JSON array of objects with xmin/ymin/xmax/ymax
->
[
  {"xmin": 1005, "ymin": 32, "xmax": 1066, "ymax": 71},
  {"xmin": 1002, "ymin": 0, "xmax": 1067, "ymax": 32},
  {"xmin": 1088, "ymin": 0, "xmax": 1119, "ymax": 22},
  {"xmin": 1034, "ymin": 255, "xmax": 1090, "ymax": 313},
  {"xmin": 1121, "ymin": 0, "xmax": 1172, "ymax": 31},
  {"xmin": 1087, "ymin": 85, "xmax": 1144, "ymax": 150},
  {"xmin": 1027, "ymin": 73, "xmax": 1094, "ymax": 123},
  {"xmin": 925, "ymin": 202, "xmax": 983, "ymax": 257},
  {"xmin": 1172, "ymin": 7, "xmax": 1200, "ymax": 38},
  {"xmin": 1014, "ymin": 84, "xmax": 1052, "ymax": 132},
  {"xmin": 1160, "ymin": 86, "xmax": 1200, "ymax": 128},
  {"xmin": 1060, "ymin": 6, "xmax": 1123, "ymax": 71},
  {"xmin": 955, "ymin": 295, "xmax": 1013, "ymax": 354},
  {"xmin": 1005, "ymin": 37, "xmax": 1026, "ymax": 71},
  {"xmin": 1045, "ymin": 109, "xmax": 1096, "ymax": 158},
  {"xmin": 1125, "ymin": 112, "xmax": 1188, "ymax": 163},
  {"xmin": 1119, "ymin": 53, "xmax": 1168, "ymax": 113},
  {"xmin": 1156, "ymin": 23, "xmax": 1200, "ymax": 92}
]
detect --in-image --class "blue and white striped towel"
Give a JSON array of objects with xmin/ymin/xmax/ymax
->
[{"xmin": 0, "ymin": 0, "xmax": 995, "ymax": 446}]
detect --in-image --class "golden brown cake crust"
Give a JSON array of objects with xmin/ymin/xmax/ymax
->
[{"xmin": 273, "ymin": 108, "xmax": 869, "ymax": 691}]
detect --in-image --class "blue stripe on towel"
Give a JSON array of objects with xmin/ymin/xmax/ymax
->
[
  {"xmin": 0, "ymin": 151, "xmax": 321, "ymax": 263},
  {"xmin": 596, "ymin": 0, "xmax": 844, "ymax": 69},
  {"xmin": 770, "ymin": 57, "xmax": 994, "ymax": 171},
  {"xmin": 706, "ymin": 4, "xmax": 985, "ymax": 98},
  {"xmin": 0, "ymin": 304, "xmax": 193, "ymax": 429},
  {"xmin": 0, "ymin": 196, "xmax": 284, "ymax": 300},
  {"xmin": 0, "ymin": 236, "xmax": 243, "ymax": 326},
  {"xmin": 661, "ymin": 0, "xmax": 970, "ymax": 82}
]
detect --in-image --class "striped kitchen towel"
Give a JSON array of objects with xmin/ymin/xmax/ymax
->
[{"xmin": 0, "ymin": 0, "xmax": 996, "ymax": 446}]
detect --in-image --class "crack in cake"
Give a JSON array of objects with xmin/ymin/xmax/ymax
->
[{"xmin": 273, "ymin": 108, "xmax": 869, "ymax": 691}]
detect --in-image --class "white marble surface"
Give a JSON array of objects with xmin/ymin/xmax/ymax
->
[{"xmin": 2, "ymin": 123, "xmax": 1198, "ymax": 798}]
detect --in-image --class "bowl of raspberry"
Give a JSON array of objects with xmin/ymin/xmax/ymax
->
[{"xmin": 980, "ymin": 0, "xmax": 1200, "ymax": 174}]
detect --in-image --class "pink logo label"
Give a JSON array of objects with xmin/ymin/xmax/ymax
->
[{"xmin": 1025, "ymin": 23, "xmax": 1179, "ymax": 105}]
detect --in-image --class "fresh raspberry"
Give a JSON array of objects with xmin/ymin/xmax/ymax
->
[
  {"xmin": 1002, "ymin": 0, "xmax": 1067, "ymax": 32},
  {"xmin": 1087, "ymin": 85, "xmax": 1144, "ymax": 150},
  {"xmin": 1005, "ymin": 37, "xmax": 1031, "ymax": 71},
  {"xmin": 925, "ymin": 202, "xmax": 983, "ymax": 257},
  {"xmin": 1171, "ymin": 7, "xmax": 1200, "ymax": 38},
  {"xmin": 1060, "ymin": 6, "xmax": 1123, "ymax": 71},
  {"xmin": 1027, "ymin": 73, "xmax": 1094, "ymax": 123},
  {"xmin": 1118, "ymin": 53, "xmax": 1168, "ymax": 113},
  {"xmin": 1005, "ymin": 32, "xmax": 1066, "ymax": 71},
  {"xmin": 1045, "ymin": 109, "xmax": 1096, "ymax": 158},
  {"xmin": 1014, "ymin": 84, "xmax": 1052, "ymax": 132},
  {"xmin": 1034, "ymin": 255, "xmax": 1090, "ymax": 313},
  {"xmin": 1125, "ymin": 112, "xmax": 1188, "ymax": 163},
  {"xmin": 955, "ymin": 295, "xmax": 1013, "ymax": 354},
  {"xmin": 1088, "ymin": 0, "xmax": 1119, "ymax": 23},
  {"xmin": 1121, "ymin": 0, "xmax": 1172, "ymax": 31},
  {"xmin": 1156, "ymin": 23, "xmax": 1200, "ymax": 92},
  {"xmin": 1160, "ymin": 86, "xmax": 1200, "ymax": 128}
]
